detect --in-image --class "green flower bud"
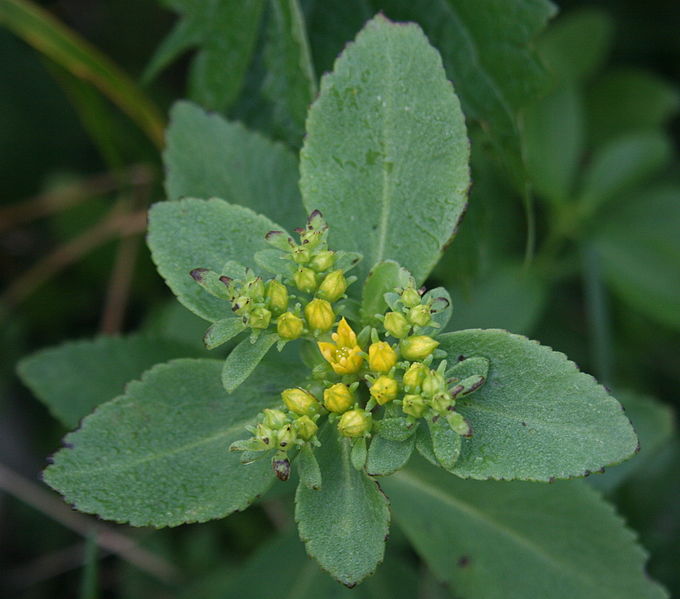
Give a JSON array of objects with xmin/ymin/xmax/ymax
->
[
  {"xmin": 383, "ymin": 311, "xmax": 410, "ymax": 338},
  {"xmin": 401, "ymin": 287, "xmax": 421, "ymax": 308},
  {"xmin": 232, "ymin": 295, "xmax": 251, "ymax": 316},
  {"xmin": 400, "ymin": 335, "xmax": 439, "ymax": 361},
  {"xmin": 422, "ymin": 370, "xmax": 447, "ymax": 397},
  {"xmin": 402, "ymin": 394, "xmax": 427, "ymax": 418},
  {"xmin": 277, "ymin": 312, "xmax": 304, "ymax": 340},
  {"xmin": 255, "ymin": 423, "xmax": 275, "ymax": 446},
  {"xmin": 430, "ymin": 391, "xmax": 452, "ymax": 413},
  {"xmin": 292, "ymin": 246, "xmax": 311, "ymax": 264},
  {"xmin": 262, "ymin": 408, "xmax": 288, "ymax": 429},
  {"xmin": 309, "ymin": 250, "xmax": 335, "ymax": 272},
  {"xmin": 277, "ymin": 423, "xmax": 297, "ymax": 448},
  {"xmin": 317, "ymin": 269, "xmax": 347, "ymax": 302},
  {"xmin": 447, "ymin": 411, "xmax": 471, "ymax": 437},
  {"xmin": 403, "ymin": 362, "xmax": 428, "ymax": 390},
  {"xmin": 369, "ymin": 375, "xmax": 399, "ymax": 405},
  {"xmin": 323, "ymin": 383, "xmax": 354, "ymax": 413},
  {"xmin": 368, "ymin": 341, "xmax": 398, "ymax": 373},
  {"xmin": 281, "ymin": 388, "xmax": 320, "ymax": 416},
  {"xmin": 246, "ymin": 277, "xmax": 265, "ymax": 300},
  {"xmin": 304, "ymin": 298, "xmax": 335, "ymax": 332},
  {"xmin": 294, "ymin": 267, "xmax": 317, "ymax": 293},
  {"xmin": 408, "ymin": 304, "xmax": 431, "ymax": 327},
  {"xmin": 248, "ymin": 307, "xmax": 272, "ymax": 329},
  {"xmin": 265, "ymin": 280, "xmax": 289, "ymax": 314},
  {"xmin": 338, "ymin": 409, "xmax": 372, "ymax": 438},
  {"xmin": 294, "ymin": 415, "xmax": 318, "ymax": 441}
]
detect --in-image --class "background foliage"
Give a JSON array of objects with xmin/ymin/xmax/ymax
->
[{"xmin": 1, "ymin": 0, "xmax": 678, "ymax": 597}]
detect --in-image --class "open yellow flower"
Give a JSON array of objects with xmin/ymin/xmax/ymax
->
[{"xmin": 318, "ymin": 317, "xmax": 364, "ymax": 374}]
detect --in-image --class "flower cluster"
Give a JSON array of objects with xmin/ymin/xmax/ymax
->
[{"xmin": 193, "ymin": 211, "xmax": 488, "ymax": 482}]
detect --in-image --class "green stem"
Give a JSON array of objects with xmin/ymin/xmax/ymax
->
[
  {"xmin": 79, "ymin": 532, "xmax": 98, "ymax": 599},
  {"xmin": 521, "ymin": 182, "xmax": 536, "ymax": 269}
]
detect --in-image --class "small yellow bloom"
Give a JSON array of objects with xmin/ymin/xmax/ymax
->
[
  {"xmin": 323, "ymin": 383, "xmax": 354, "ymax": 413},
  {"xmin": 304, "ymin": 298, "xmax": 335, "ymax": 331},
  {"xmin": 368, "ymin": 341, "xmax": 398, "ymax": 373},
  {"xmin": 281, "ymin": 388, "xmax": 320, "ymax": 416},
  {"xmin": 370, "ymin": 375, "xmax": 399, "ymax": 405},
  {"xmin": 317, "ymin": 318, "xmax": 364, "ymax": 374},
  {"xmin": 317, "ymin": 269, "xmax": 347, "ymax": 302},
  {"xmin": 400, "ymin": 335, "xmax": 439, "ymax": 361},
  {"xmin": 277, "ymin": 312, "xmax": 304, "ymax": 340},
  {"xmin": 338, "ymin": 409, "xmax": 372, "ymax": 438}
]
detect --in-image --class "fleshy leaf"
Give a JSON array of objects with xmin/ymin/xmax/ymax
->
[
  {"xmin": 300, "ymin": 15, "xmax": 469, "ymax": 285},
  {"xmin": 222, "ymin": 333, "xmax": 278, "ymax": 393},
  {"xmin": 17, "ymin": 334, "xmax": 197, "ymax": 428},
  {"xmin": 360, "ymin": 260, "xmax": 407, "ymax": 327},
  {"xmin": 298, "ymin": 444, "xmax": 322, "ymax": 490},
  {"xmin": 385, "ymin": 459, "xmax": 667, "ymax": 599},
  {"xmin": 437, "ymin": 329, "xmax": 638, "ymax": 480},
  {"xmin": 295, "ymin": 424, "xmax": 390, "ymax": 586},
  {"xmin": 366, "ymin": 435, "xmax": 415, "ymax": 477},
  {"xmin": 204, "ymin": 318, "xmax": 246, "ymax": 350},
  {"xmin": 44, "ymin": 357, "xmax": 306, "ymax": 527},
  {"xmin": 147, "ymin": 198, "xmax": 284, "ymax": 322}
]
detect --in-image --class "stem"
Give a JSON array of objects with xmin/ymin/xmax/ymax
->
[
  {"xmin": 521, "ymin": 182, "xmax": 536, "ymax": 269},
  {"xmin": 581, "ymin": 244, "xmax": 614, "ymax": 386},
  {"xmin": 79, "ymin": 532, "xmax": 98, "ymax": 599}
]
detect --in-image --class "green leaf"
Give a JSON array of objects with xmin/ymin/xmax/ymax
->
[
  {"xmin": 164, "ymin": 101, "xmax": 304, "ymax": 232},
  {"xmin": 300, "ymin": 15, "xmax": 470, "ymax": 285},
  {"xmin": 17, "ymin": 334, "xmax": 196, "ymax": 428},
  {"xmin": 146, "ymin": 0, "xmax": 264, "ymax": 111},
  {"xmin": 374, "ymin": 417, "xmax": 417, "ymax": 442},
  {"xmin": 375, "ymin": 0, "xmax": 556, "ymax": 179},
  {"xmin": 44, "ymin": 357, "xmax": 306, "ymax": 527},
  {"xmin": 295, "ymin": 424, "xmax": 390, "ymax": 586},
  {"xmin": 592, "ymin": 186, "xmax": 680, "ymax": 331},
  {"xmin": 419, "ymin": 286, "xmax": 453, "ymax": 335},
  {"xmin": 588, "ymin": 391, "xmax": 675, "ymax": 493},
  {"xmin": 537, "ymin": 8, "xmax": 613, "ymax": 83},
  {"xmin": 366, "ymin": 435, "xmax": 415, "ymax": 477},
  {"xmin": 384, "ymin": 460, "xmax": 667, "ymax": 599},
  {"xmin": 428, "ymin": 418, "xmax": 462, "ymax": 471},
  {"xmin": 578, "ymin": 131, "xmax": 673, "ymax": 215},
  {"xmin": 204, "ymin": 318, "xmax": 246, "ymax": 350},
  {"xmin": 449, "ymin": 263, "xmax": 547, "ymax": 335},
  {"xmin": 297, "ymin": 444, "xmax": 322, "ymax": 490},
  {"xmin": 587, "ymin": 67, "xmax": 680, "ymax": 146},
  {"xmin": 522, "ymin": 84, "xmax": 584, "ymax": 204},
  {"xmin": 147, "ymin": 197, "xmax": 284, "ymax": 322},
  {"xmin": 437, "ymin": 329, "xmax": 638, "ymax": 480},
  {"xmin": 222, "ymin": 333, "xmax": 278, "ymax": 393},
  {"xmin": 360, "ymin": 261, "xmax": 406, "ymax": 326},
  {"xmin": 263, "ymin": 0, "xmax": 317, "ymax": 146}
]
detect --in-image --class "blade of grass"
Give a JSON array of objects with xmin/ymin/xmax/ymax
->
[{"xmin": 0, "ymin": 0, "xmax": 165, "ymax": 148}]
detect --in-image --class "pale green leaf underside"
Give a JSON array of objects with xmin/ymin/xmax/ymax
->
[
  {"xmin": 44, "ymin": 358, "xmax": 305, "ymax": 527},
  {"xmin": 164, "ymin": 101, "xmax": 304, "ymax": 232},
  {"xmin": 384, "ymin": 460, "xmax": 667, "ymax": 599},
  {"xmin": 17, "ymin": 334, "xmax": 196, "ymax": 428},
  {"xmin": 295, "ymin": 424, "xmax": 390, "ymax": 586},
  {"xmin": 438, "ymin": 329, "xmax": 638, "ymax": 480},
  {"xmin": 147, "ymin": 198, "xmax": 284, "ymax": 322},
  {"xmin": 222, "ymin": 333, "xmax": 278, "ymax": 393},
  {"xmin": 300, "ymin": 15, "xmax": 470, "ymax": 285}
]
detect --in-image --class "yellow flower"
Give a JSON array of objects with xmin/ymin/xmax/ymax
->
[
  {"xmin": 317, "ymin": 318, "xmax": 364, "ymax": 374},
  {"xmin": 304, "ymin": 298, "xmax": 335, "ymax": 331},
  {"xmin": 368, "ymin": 341, "xmax": 398, "ymax": 372},
  {"xmin": 369, "ymin": 375, "xmax": 399, "ymax": 405}
]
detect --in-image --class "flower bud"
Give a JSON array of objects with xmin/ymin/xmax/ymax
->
[
  {"xmin": 317, "ymin": 270, "xmax": 347, "ymax": 302},
  {"xmin": 277, "ymin": 312, "xmax": 304, "ymax": 340},
  {"xmin": 401, "ymin": 287, "xmax": 421, "ymax": 308},
  {"xmin": 304, "ymin": 298, "xmax": 334, "ymax": 332},
  {"xmin": 265, "ymin": 280, "xmax": 289, "ymax": 314},
  {"xmin": 383, "ymin": 311, "xmax": 410, "ymax": 338},
  {"xmin": 309, "ymin": 250, "xmax": 336, "ymax": 272},
  {"xmin": 248, "ymin": 307, "xmax": 272, "ymax": 329},
  {"xmin": 430, "ymin": 392, "xmax": 452, "ymax": 413},
  {"xmin": 277, "ymin": 423, "xmax": 297, "ymax": 448},
  {"xmin": 293, "ymin": 415, "xmax": 318, "ymax": 441},
  {"xmin": 292, "ymin": 246, "xmax": 311, "ymax": 264},
  {"xmin": 402, "ymin": 394, "xmax": 427, "ymax": 418},
  {"xmin": 272, "ymin": 454, "xmax": 291, "ymax": 481},
  {"xmin": 447, "ymin": 411, "xmax": 471, "ymax": 437},
  {"xmin": 246, "ymin": 277, "xmax": 265, "ymax": 300},
  {"xmin": 262, "ymin": 408, "xmax": 288, "ymax": 429},
  {"xmin": 403, "ymin": 362, "xmax": 428, "ymax": 390},
  {"xmin": 255, "ymin": 423, "xmax": 275, "ymax": 446},
  {"xmin": 323, "ymin": 383, "xmax": 354, "ymax": 413},
  {"xmin": 294, "ymin": 267, "xmax": 317, "ymax": 293},
  {"xmin": 400, "ymin": 335, "xmax": 439, "ymax": 361},
  {"xmin": 338, "ymin": 409, "xmax": 372, "ymax": 438},
  {"xmin": 232, "ymin": 295, "xmax": 251, "ymax": 316},
  {"xmin": 369, "ymin": 375, "xmax": 399, "ymax": 405},
  {"xmin": 368, "ymin": 341, "xmax": 398, "ymax": 373},
  {"xmin": 281, "ymin": 388, "xmax": 320, "ymax": 416},
  {"xmin": 408, "ymin": 304, "xmax": 431, "ymax": 327},
  {"xmin": 422, "ymin": 370, "xmax": 446, "ymax": 397}
]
